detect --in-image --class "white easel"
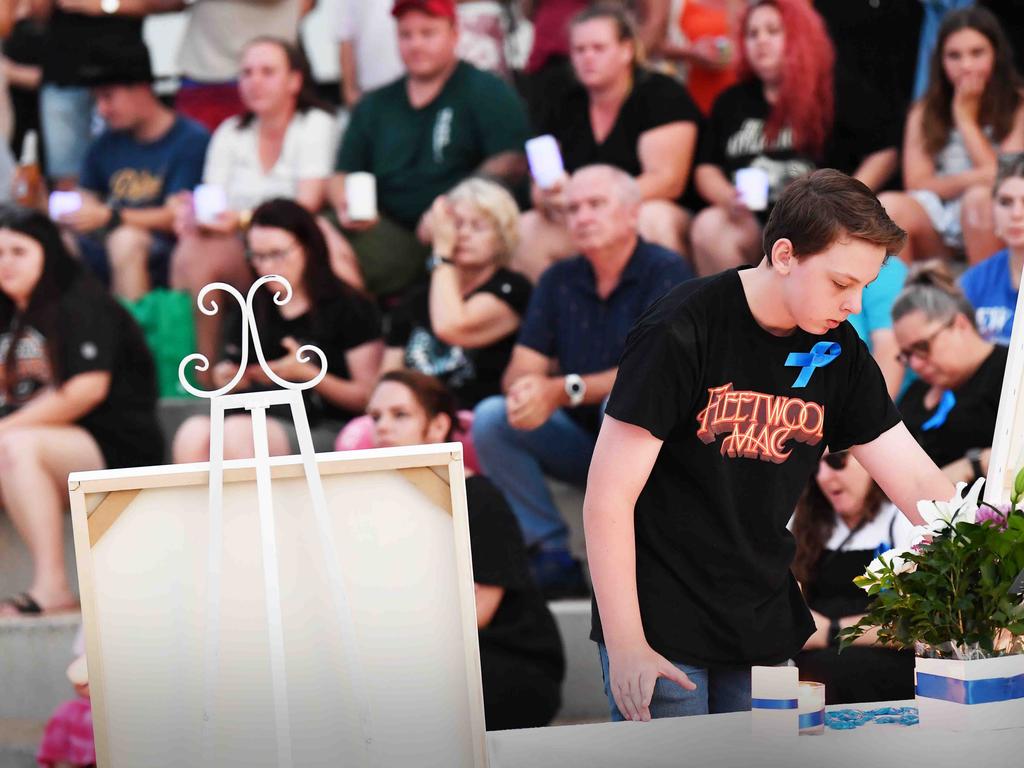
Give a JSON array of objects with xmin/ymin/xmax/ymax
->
[
  {"xmin": 179, "ymin": 276, "xmax": 375, "ymax": 767},
  {"xmin": 983, "ymin": 262, "xmax": 1024, "ymax": 508}
]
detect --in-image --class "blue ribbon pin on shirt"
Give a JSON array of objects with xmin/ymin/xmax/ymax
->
[
  {"xmin": 921, "ymin": 390, "xmax": 956, "ymax": 431},
  {"xmin": 785, "ymin": 342, "xmax": 841, "ymax": 388}
]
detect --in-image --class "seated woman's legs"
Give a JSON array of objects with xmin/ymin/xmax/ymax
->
[
  {"xmin": 172, "ymin": 414, "xmax": 291, "ymax": 463},
  {"xmin": 960, "ymin": 183, "xmax": 1002, "ymax": 265},
  {"xmin": 0, "ymin": 426, "xmax": 105, "ymax": 614},
  {"xmin": 878, "ymin": 191, "xmax": 953, "ymax": 264},
  {"xmin": 690, "ymin": 205, "xmax": 761, "ymax": 276},
  {"xmin": 637, "ymin": 200, "xmax": 691, "ymax": 258},
  {"xmin": 170, "ymin": 232, "xmax": 250, "ymax": 382}
]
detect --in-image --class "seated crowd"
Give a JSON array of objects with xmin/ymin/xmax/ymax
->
[{"xmin": 2, "ymin": 0, "xmax": 1024, "ymax": 737}]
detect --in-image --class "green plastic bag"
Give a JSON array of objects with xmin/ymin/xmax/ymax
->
[{"xmin": 121, "ymin": 289, "xmax": 198, "ymax": 399}]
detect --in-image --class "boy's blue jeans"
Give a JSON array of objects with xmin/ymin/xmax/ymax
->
[{"xmin": 598, "ymin": 643, "xmax": 754, "ymax": 719}]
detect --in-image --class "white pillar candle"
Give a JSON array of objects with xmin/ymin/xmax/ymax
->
[
  {"xmin": 751, "ymin": 665, "xmax": 799, "ymax": 737},
  {"xmin": 798, "ymin": 681, "xmax": 825, "ymax": 735}
]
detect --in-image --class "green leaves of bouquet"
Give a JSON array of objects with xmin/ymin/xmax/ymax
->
[{"xmin": 839, "ymin": 467, "xmax": 1024, "ymax": 659}]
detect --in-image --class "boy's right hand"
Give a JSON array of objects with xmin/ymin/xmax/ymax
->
[{"xmin": 607, "ymin": 642, "xmax": 697, "ymax": 722}]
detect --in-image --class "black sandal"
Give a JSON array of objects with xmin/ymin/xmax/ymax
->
[{"xmin": 0, "ymin": 592, "xmax": 43, "ymax": 615}]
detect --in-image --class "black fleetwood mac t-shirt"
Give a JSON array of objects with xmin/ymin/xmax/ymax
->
[{"xmin": 591, "ymin": 268, "xmax": 901, "ymax": 667}]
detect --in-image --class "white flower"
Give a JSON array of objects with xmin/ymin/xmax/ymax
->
[
  {"xmin": 916, "ymin": 478, "xmax": 985, "ymax": 533},
  {"xmin": 862, "ymin": 548, "xmax": 917, "ymax": 590}
]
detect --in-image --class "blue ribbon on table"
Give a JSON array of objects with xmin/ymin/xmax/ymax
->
[
  {"xmin": 921, "ymin": 390, "xmax": 956, "ymax": 431},
  {"xmin": 784, "ymin": 342, "xmax": 841, "ymax": 388},
  {"xmin": 916, "ymin": 671, "xmax": 1024, "ymax": 705},
  {"xmin": 799, "ymin": 709, "xmax": 825, "ymax": 729},
  {"xmin": 752, "ymin": 698, "xmax": 798, "ymax": 710}
]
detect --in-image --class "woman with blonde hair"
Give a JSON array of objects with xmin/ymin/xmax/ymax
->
[{"xmin": 383, "ymin": 177, "xmax": 531, "ymax": 408}]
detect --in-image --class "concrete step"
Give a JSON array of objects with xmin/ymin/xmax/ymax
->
[
  {"xmin": 0, "ymin": 605, "xmax": 601, "ymax": 739},
  {"xmin": 0, "ymin": 613, "xmax": 81, "ymax": 721},
  {"xmin": 0, "ymin": 515, "xmax": 78, "ymax": 616},
  {"xmin": 549, "ymin": 599, "xmax": 607, "ymax": 723},
  {"xmin": 0, "ymin": 719, "xmax": 45, "ymax": 768}
]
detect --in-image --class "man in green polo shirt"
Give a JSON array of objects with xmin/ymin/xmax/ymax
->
[{"xmin": 329, "ymin": 0, "xmax": 530, "ymax": 297}]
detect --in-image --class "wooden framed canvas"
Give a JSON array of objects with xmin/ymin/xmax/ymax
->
[
  {"xmin": 69, "ymin": 443, "xmax": 487, "ymax": 768},
  {"xmin": 983, "ymin": 264, "xmax": 1024, "ymax": 507}
]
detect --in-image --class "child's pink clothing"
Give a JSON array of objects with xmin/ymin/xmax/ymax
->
[
  {"xmin": 335, "ymin": 412, "xmax": 481, "ymax": 473},
  {"xmin": 37, "ymin": 697, "xmax": 95, "ymax": 767}
]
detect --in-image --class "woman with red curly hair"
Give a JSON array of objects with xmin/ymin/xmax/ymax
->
[{"xmin": 690, "ymin": 0, "xmax": 899, "ymax": 276}]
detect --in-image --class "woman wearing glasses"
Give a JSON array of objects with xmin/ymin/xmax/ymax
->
[
  {"xmin": 790, "ymin": 450, "xmax": 917, "ymax": 704},
  {"xmin": 892, "ymin": 262, "xmax": 1006, "ymax": 483},
  {"xmin": 172, "ymin": 199, "xmax": 383, "ymax": 463}
]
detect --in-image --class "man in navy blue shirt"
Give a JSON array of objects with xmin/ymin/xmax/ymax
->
[
  {"xmin": 57, "ymin": 43, "xmax": 209, "ymax": 301},
  {"xmin": 472, "ymin": 164, "xmax": 693, "ymax": 597}
]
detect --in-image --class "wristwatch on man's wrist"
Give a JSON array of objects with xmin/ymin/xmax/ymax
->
[
  {"xmin": 101, "ymin": 0, "xmax": 121, "ymax": 14},
  {"xmin": 564, "ymin": 373, "xmax": 586, "ymax": 407}
]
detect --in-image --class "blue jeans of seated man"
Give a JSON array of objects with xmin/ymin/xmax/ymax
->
[
  {"xmin": 598, "ymin": 643, "xmax": 753, "ymax": 719},
  {"xmin": 471, "ymin": 395, "xmax": 597, "ymax": 553}
]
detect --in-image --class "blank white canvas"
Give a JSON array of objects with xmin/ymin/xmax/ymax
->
[{"xmin": 75, "ymin": 451, "xmax": 482, "ymax": 768}]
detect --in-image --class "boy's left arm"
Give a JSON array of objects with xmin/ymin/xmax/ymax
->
[{"xmin": 851, "ymin": 422, "xmax": 955, "ymax": 527}]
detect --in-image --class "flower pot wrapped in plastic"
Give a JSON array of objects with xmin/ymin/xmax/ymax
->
[{"xmin": 840, "ymin": 470, "xmax": 1024, "ymax": 731}]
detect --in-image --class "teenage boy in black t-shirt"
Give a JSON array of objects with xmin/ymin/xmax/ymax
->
[{"xmin": 584, "ymin": 169, "xmax": 955, "ymax": 722}]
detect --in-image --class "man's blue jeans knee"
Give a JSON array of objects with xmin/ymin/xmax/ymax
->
[{"xmin": 472, "ymin": 395, "xmax": 597, "ymax": 552}]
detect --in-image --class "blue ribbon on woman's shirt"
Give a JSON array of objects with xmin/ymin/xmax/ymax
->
[{"xmin": 921, "ymin": 390, "xmax": 956, "ymax": 431}]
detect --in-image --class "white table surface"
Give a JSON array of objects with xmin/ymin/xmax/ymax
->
[{"xmin": 485, "ymin": 701, "xmax": 1024, "ymax": 768}]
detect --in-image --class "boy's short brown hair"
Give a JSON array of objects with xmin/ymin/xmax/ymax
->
[{"xmin": 762, "ymin": 169, "xmax": 906, "ymax": 262}]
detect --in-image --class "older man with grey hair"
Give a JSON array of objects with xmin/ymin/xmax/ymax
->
[{"xmin": 472, "ymin": 164, "xmax": 693, "ymax": 598}]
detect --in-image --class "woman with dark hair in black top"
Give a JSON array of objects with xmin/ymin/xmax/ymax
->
[
  {"xmin": 173, "ymin": 198, "xmax": 383, "ymax": 461},
  {"xmin": 893, "ymin": 261, "xmax": 1007, "ymax": 483},
  {"xmin": 791, "ymin": 451, "xmax": 916, "ymax": 704},
  {"xmin": 367, "ymin": 369, "xmax": 565, "ymax": 730},
  {"xmin": 0, "ymin": 205, "xmax": 161, "ymax": 616}
]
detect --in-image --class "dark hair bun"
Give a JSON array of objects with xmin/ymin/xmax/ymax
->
[{"xmin": 905, "ymin": 259, "xmax": 960, "ymax": 297}]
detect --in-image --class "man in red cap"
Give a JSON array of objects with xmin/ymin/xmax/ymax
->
[
  {"xmin": 391, "ymin": 0, "xmax": 457, "ymax": 21},
  {"xmin": 328, "ymin": 0, "xmax": 529, "ymax": 298}
]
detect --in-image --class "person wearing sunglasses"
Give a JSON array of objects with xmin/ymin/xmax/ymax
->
[
  {"xmin": 790, "ymin": 451, "xmax": 917, "ymax": 704},
  {"xmin": 172, "ymin": 199, "xmax": 383, "ymax": 463},
  {"xmin": 892, "ymin": 261, "xmax": 1005, "ymax": 484}
]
